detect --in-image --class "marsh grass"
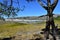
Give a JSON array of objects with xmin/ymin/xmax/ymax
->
[
  {"xmin": 0, "ymin": 21, "xmax": 45, "ymax": 38},
  {"xmin": 0, "ymin": 18, "xmax": 60, "ymax": 39}
]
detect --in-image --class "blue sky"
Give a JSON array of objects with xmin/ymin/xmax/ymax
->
[
  {"xmin": 17, "ymin": 0, "xmax": 60, "ymax": 17},
  {"xmin": 0, "ymin": 0, "xmax": 60, "ymax": 17}
]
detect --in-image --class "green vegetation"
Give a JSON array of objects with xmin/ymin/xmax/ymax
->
[
  {"xmin": 0, "ymin": 21, "xmax": 45, "ymax": 38},
  {"xmin": 54, "ymin": 16, "xmax": 60, "ymax": 20},
  {"xmin": 0, "ymin": 16, "xmax": 60, "ymax": 38},
  {"xmin": 54, "ymin": 16, "xmax": 60, "ymax": 27}
]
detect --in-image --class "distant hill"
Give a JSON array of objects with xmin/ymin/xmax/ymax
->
[
  {"xmin": 10, "ymin": 14, "xmax": 60, "ymax": 20},
  {"xmin": 3, "ymin": 14, "xmax": 60, "ymax": 23}
]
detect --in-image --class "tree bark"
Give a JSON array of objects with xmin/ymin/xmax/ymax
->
[{"xmin": 38, "ymin": 0, "xmax": 58, "ymax": 40}]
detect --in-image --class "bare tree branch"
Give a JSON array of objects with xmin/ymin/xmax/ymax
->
[
  {"xmin": 51, "ymin": 0, "xmax": 58, "ymax": 11},
  {"xmin": 38, "ymin": 0, "xmax": 48, "ymax": 10},
  {"xmin": 42, "ymin": 0, "xmax": 47, "ymax": 5},
  {"xmin": 47, "ymin": 0, "xmax": 51, "ymax": 7},
  {"xmin": 10, "ymin": 0, "xmax": 13, "ymax": 6}
]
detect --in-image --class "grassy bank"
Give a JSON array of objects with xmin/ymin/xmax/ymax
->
[
  {"xmin": 0, "ymin": 21, "xmax": 45, "ymax": 38},
  {"xmin": 0, "ymin": 17, "xmax": 60, "ymax": 39},
  {"xmin": 54, "ymin": 16, "xmax": 60, "ymax": 27}
]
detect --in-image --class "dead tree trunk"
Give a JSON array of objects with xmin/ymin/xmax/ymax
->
[{"xmin": 38, "ymin": 0, "xmax": 58, "ymax": 40}]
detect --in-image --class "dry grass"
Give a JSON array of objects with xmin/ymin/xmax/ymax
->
[
  {"xmin": 0, "ymin": 18, "xmax": 60, "ymax": 39},
  {"xmin": 0, "ymin": 21, "xmax": 45, "ymax": 38}
]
